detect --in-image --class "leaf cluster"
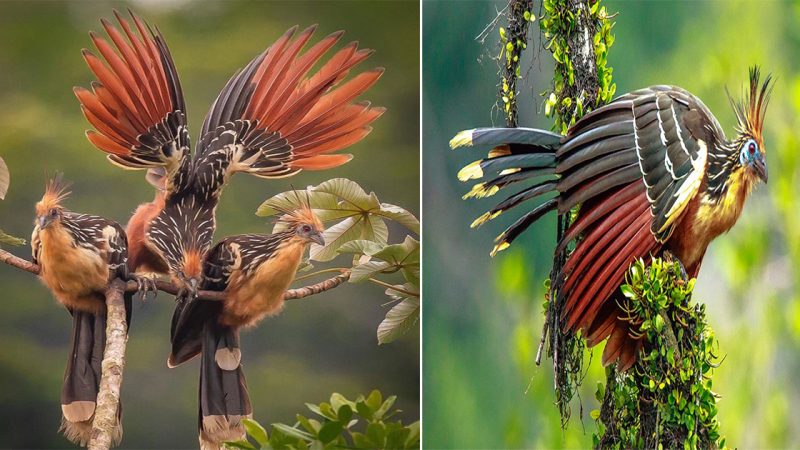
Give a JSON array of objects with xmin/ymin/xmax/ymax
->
[
  {"xmin": 593, "ymin": 258, "xmax": 726, "ymax": 450},
  {"xmin": 258, "ymin": 178, "xmax": 420, "ymax": 344},
  {"xmin": 225, "ymin": 390, "xmax": 420, "ymax": 450},
  {"xmin": 540, "ymin": 0, "xmax": 616, "ymax": 134}
]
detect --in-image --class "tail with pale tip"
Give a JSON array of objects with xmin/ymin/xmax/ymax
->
[
  {"xmin": 60, "ymin": 310, "xmax": 123, "ymax": 447},
  {"xmin": 452, "ymin": 127, "xmax": 563, "ymax": 256}
]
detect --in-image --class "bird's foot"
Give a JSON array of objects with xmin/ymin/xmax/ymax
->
[
  {"xmin": 175, "ymin": 273, "xmax": 199, "ymax": 300},
  {"xmin": 662, "ymin": 250, "xmax": 688, "ymax": 282},
  {"xmin": 131, "ymin": 274, "xmax": 158, "ymax": 301}
]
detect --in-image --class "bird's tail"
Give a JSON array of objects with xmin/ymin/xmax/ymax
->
[
  {"xmin": 198, "ymin": 320, "xmax": 251, "ymax": 450},
  {"xmin": 169, "ymin": 295, "xmax": 251, "ymax": 449},
  {"xmin": 60, "ymin": 301, "xmax": 129, "ymax": 447},
  {"xmin": 451, "ymin": 127, "xmax": 563, "ymax": 255}
]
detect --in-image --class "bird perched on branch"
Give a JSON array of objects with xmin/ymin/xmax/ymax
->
[
  {"xmin": 452, "ymin": 67, "xmax": 772, "ymax": 371},
  {"xmin": 31, "ymin": 175, "xmax": 144, "ymax": 446},
  {"xmin": 75, "ymin": 10, "xmax": 384, "ymax": 293},
  {"xmin": 168, "ymin": 202, "xmax": 325, "ymax": 449}
]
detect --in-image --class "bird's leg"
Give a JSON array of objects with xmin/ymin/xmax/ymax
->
[
  {"xmin": 661, "ymin": 250, "xmax": 688, "ymax": 281},
  {"xmin": 129, "ymin": 272, "xmax": 159, "ymax": 301}
]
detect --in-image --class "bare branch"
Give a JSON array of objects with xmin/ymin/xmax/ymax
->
[
  {"xmin": 88, "ymin": 278, "xmax": 127, "ymax": 450},
  {"xmin": 0, "ymin": 248, "xmax": 351, "ymax": 302}
]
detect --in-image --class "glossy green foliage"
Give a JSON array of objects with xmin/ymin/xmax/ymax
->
[
  {"xmin": 225, "ymin": 390, "xmax": 420, "ymax": 450},
  {"xmin": 594, "ymin": 258, "xmax": 725, "ymax": 449}
]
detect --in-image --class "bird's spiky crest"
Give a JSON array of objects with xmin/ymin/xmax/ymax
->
[
  {"xmin": 729, "ymin": 66, "xmax": 773, "ymax": 145},
  {"xmin": 274, "ymin": 188, "xmax": 324, "ymax": 232},
  {"xmin": 36, "ymin": 173, "xmax": 71, "ymax": 216}
]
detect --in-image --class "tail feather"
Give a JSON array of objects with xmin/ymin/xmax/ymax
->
[
  {"xmin": 450, "ymin": 127, "xmax": 562, "ymax": 150},
  {"xmin": 199, "ymin": 321, "xmax": 251, "ymax": 450},
  {"xmin": 60, "ymin": 309, "xmax": 123, "ymax": 447},
  {"xmin": 169, "ymin": 293, "xmax": 219, "ymax": 368}
]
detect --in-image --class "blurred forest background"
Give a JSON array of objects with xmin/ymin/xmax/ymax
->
[
  {"xmin": 424, "ymin": 0, "xmax": 800, "ymax": 448},
  {"xmin": 0, "ymin": 1, "xmax": 418, "ymax": 448}
]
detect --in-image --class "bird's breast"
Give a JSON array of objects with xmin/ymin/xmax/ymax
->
[
  {"xmin": 668, "ymin": 170, "xmax": 754, "ymax": 273},
  {"xmin": 37, "ymin": 227, "xmax": 108, "ymax": 312},
  {"xmin": 221, "ymin": 239, "xmax": 306, "ymax": 328}
]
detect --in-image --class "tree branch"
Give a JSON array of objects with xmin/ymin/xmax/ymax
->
[
  {"xmin": 0, "ymin": 247, "xmax": 350, "ymax": 302},
  {"xmin": 88, "ymin": 278, "xmax": 127, "ymax": 450}
]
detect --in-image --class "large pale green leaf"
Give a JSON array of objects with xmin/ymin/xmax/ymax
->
[
  {"xmin": 0, "ymin": 156, "xmax": 8, "ymax": 200},
  {"xmin": 350, "ymin": 260, "xmax": 393, "ymax": 282},
  {"xmin": 377, "ymin": 290, "xmax": 419, "ymax": 344},
  {"xmin": 375, "ymin": 203, "xmax": 419, "ymax": 234},
  {"xmin": 337, "ymin": 240, "xmax": 385, "ymax": 256},
  {"xmin": 371, "ymin": 236, "xmax": 419, "ymax": 266},
  {"xmin": 256, "ymin": 180, "xmax": 417, "ymax": 260}
]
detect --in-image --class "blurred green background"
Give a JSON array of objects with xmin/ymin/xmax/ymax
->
[
  {"xmin": 424, "ymin": 0, "xmax": 800, "ymax": 448},
  {"xmin": 0, "ymin": 1, "xmax": 418, "ymax": 448}
]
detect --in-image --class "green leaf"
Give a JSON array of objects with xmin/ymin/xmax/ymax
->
[
  {"xmin": 0, "ymin": 230, "xmax": 25, "ymax": 247},
  {"xmin": 377, "ymin": 296, "xmax": 420, "ymax": 344},
  {"xmin": 223, "ymin": 439, "xmax": 258, "ymax": 450},
  {"xmin": 404, "ymin": 421, "xmax": 420, "ymax": 447},
  {"xmin": 373, "ymin": 395, "xmax": 397, "ymax": 420},
  {"xmin": 272, "ymin": 423, "xmax": 315, "ymax": 441},
  {"xmin": 0, "ymin": 156, "xmax": 8, "ymax": 200},
  {"xmin": 590, "ymin": 409, "xmax": 601, "ymax": 420},
  {"xmin": 242, "ymin": 418, "xmax": 269, "ymax": 447},
  {"xmin": 317, "ymin": 420, "xmax": 343, "ymax": 444},
  {"xmin": 350, "ymin": 260, "xmax": 392, "ymax": 283},
  {"xmin": 337, "ymin": 240, "xmax": 385, "ymax": 257},
  {"xmin": 366, "ymin": 390, "xmax": 383, "ymax": 412},
  {"xmin": 376, "ymin": 203, "xmax": 420, "ymax": 234}
]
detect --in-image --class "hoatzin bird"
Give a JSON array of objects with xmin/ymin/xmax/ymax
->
[
  {"xmin": 31, "ymin": 175, "xmax": 145, "ymax": 446},
  {"xmin": 74, "ymin": 10, "xmax": 384, "ymax": 292},
  {"xmin": 452, "ymin": 67, "xmax": 772, "ymax": 371},
  {"xmin": 168, "ymin": 204, "xmax": 325, "ymax": 449}
]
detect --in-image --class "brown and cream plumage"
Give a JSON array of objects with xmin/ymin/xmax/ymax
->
[
  {"xmin": 75, "ymin": 10, "xmax": 383, "ymax": 292},
  {"xmin": 31, "ymin": 175, "xmax": 134, "ymax": 446},
  {"xmin": 168, "ymin": 205, "xmax": 324, "ymax": 449},
  {"xmin": 453, "ymin": 67, "xmax": 772, "ymax": 371}
]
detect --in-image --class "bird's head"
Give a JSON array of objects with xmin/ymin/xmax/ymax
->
[
  {"xmin": 281, "ymin": 206, "xmax": 325, "ymax": 246},
  {"xmin": 35, "ymin": 174, "xmax": 70, "ymax": 230},
  {"xmin": 729, "ymin": 66, "xmax": 773, "ymax": 185},
  {"xmin": 274, "ymin": 193, "xmax": 325, "ymax": 246}
]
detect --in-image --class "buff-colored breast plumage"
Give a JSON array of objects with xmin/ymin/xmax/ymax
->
[
  {"xmin": 38, "ymin": 227, "xmax": 108, "ymax": 313},
  {"xmin": 221, "ymin": 239, "xmax": 305, "ymax": 328}
]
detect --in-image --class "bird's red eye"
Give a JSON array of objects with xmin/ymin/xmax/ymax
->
[
  {"xmin": 748, "ymin": 142, "xmax": 756, "ymax": 154},
  {"xmin": 301, "ymin": 225, "xmax": 312, "ymax": 233}
]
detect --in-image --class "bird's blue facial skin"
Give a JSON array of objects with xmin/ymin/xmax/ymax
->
[
  {"xmin": 739, "ymin": 139, "xmax": 760, "ymax": 166},
  {"xmin": 739, "ymin": 137, "xmax": 769, "ymax": 183}
]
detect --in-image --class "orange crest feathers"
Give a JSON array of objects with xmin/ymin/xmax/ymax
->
[
  {"xmin": 275, "ymin": 189, "xmax": 324, "ymax": 232},
  {"xmin": 729, "ymin": 66, "xmax": 774, "ymax": 145},
  {"xmin": 36, "ymin": 173, "xmax": 71, "ymax": 216}
]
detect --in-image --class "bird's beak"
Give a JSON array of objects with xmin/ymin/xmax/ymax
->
[
  {"xmin": 310, "ymin": 231, "xmax": 325, "ymax": 246},
  {"xmin": 754, "ymin": 154, "xmax": 768, "ymax": 184},
  {"xmin": 37, "ymin": 216, "xmax": 50, "ymax": 229}
]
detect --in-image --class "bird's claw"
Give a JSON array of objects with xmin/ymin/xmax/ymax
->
[
  {"xmin": 662, "ymin": 250, "xmax": 688, "ymax": 281},
  {"xmin": 132, "ymin": 274, "xmax": 158, "ymax": 301},
  {"xmin": 176, "ymin": 273, "xmax": 199, "ymax": 300}
]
